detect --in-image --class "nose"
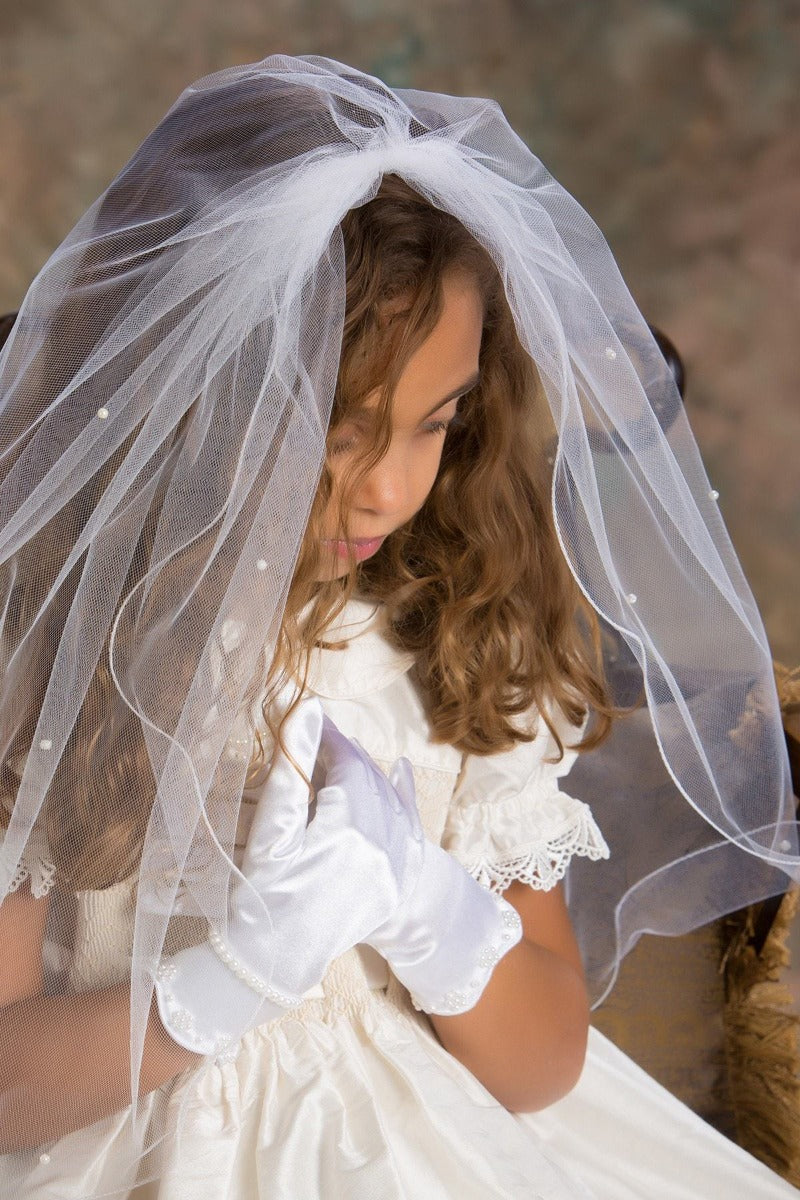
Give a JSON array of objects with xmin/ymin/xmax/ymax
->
[{"xmin": 354, "ymin": 445, "xmax": 410, "ymax": 518}]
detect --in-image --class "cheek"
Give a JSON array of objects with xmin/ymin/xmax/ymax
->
[
  {"xmin": 412, "ymin": 441, "xmax": 446, "ymax": 507},
  {"xmin": 319, "ymin": 462, "xmax": 348, "ymax": 521}
]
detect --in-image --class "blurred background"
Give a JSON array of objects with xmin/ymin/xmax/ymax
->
[{"xmin": 0, "ymin": 0, "xmax": 797, "ymax": 662}]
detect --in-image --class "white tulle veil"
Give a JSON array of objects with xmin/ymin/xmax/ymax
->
[{"xmin": 0, "ymin": 55, "xmax": 795, "ymax": 1193}]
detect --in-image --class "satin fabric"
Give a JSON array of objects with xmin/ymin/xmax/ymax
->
[
  {"xmin": 18, "ymin": 989, "xmax": 793, "ymax": 1199},
  {"xmin": 6, "ymin": 600, "xmax": 795, "ymax": 1199}
]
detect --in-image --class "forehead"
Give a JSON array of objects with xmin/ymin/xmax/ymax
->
[{"xmin": 369, "ymin": 274, "xmax": 484, "ymax": 421}]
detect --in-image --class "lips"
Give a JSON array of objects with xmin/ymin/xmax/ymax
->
[{"xmin": 322, "ymin": 536, "xmax": 386, "ymax": 563}]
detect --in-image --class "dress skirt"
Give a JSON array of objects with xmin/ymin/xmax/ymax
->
[{"xmin": 11, "ymin": 973, "xmax": 795, "ymax": 1200}]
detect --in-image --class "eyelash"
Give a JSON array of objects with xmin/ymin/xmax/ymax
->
[
  {"xmin": 427, "ymin": 408, "xmax": 467, "ymax": 437},
  {"xmin": 328, "ymin": 437, "xmax": 353, "ymax": 457},
  {"xmin": 422, "ymin": 417, "xmax": 453, "ymax": 436},
  {"xmin": 328, "ymin": 403, "xmax": 470, "ymax": 458},
  {"xmin": 328, "ymin": 410, "xmax": 464, "ymax": 456}
]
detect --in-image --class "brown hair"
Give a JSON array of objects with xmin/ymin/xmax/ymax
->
[
  {"xmin": 266, "ymin": 175, "xmax": 613, "ymax": 760},
  {"xmin": 0, "ymin": 176, "xmax": 613, "ymax": 890}
]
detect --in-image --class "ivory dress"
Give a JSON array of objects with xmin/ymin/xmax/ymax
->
[{"xmin": 5, "ymin": 599, "xmax": 795, "ymax": 1199}]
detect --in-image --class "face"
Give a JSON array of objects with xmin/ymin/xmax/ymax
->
[{"xmin": 318, "ymin": 272, "xmax": 484, "ymax": 580}]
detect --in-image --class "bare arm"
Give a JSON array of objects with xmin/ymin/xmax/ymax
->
[
  {"xmin": 427, "ymin": 880, "xmax": 589, "ymax": 1113},
  {"xmin": 1, "ymin": 877, "xmax": 586, "ymax": 1145},
  {"xmin": 0, "ymin": 886, "xmax": 199, "ymax": 1153}
]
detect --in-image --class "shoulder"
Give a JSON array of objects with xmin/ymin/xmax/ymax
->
[{"xmin": 454, "ymin": 699, "xmax": 584, "ymax": 808}]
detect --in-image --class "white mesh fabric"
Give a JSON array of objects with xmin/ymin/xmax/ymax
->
[{"xmin": 0, "ymin": 55, "xmax": 796, "ymax": 1193}]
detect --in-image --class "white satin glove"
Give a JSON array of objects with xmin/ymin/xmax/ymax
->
[
  {"xmin": 155, "ymin": 700, "xmax": 523, "ymax": 1055},
  {"xmin": 155, "ymin": 696, "xmax": 430, "ymax": 1054},
  {"xmin": 319, "ymin": 721, "xmax": 524, "ymax": 1016}
]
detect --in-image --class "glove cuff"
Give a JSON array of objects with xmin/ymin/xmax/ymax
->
[
  {"xmin": 206, "ymin": 929, "xmax": 299, "ymax": 1007},
  {"xmin": 154, "ymin": 935, "xmax": 295, "ymax": 1056},
  {"xmin": 407, "ymin": 891, "xmax": 523, "ymax": 1015},
  {"xmin": 365, "ymin": 834, "xmax": 525, "ymax": 1016}
]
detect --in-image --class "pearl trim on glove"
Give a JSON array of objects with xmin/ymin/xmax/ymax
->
[
  {"xmin": 207, "ymin": 929, "xmax": 297, "ymax": 1007},
  {"xmin": 155, "ymin": 961, "xmax": 238, "ymax": 1057},
  {"xmin": 409, "ymin": 898, "xmax": 523, "ymax": 1015}
]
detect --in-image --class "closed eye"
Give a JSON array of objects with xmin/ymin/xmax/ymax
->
[
  {"xmin": 421, "ymin": 392, "xmax": 471, "ymax": 436},
  {"xmin": 328, "ymin": 433, "xmax": 359, "ymax": 456},
  {"xmin": 327, "ymin": 418, "xmax": 370, "ymax": 456},
  {"xmin": 421, "ymin": 416, "xmax": 459, "ymax": 436}
]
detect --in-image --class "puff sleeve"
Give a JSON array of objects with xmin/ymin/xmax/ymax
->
[
  {"xmin": 2, "ymin": 815, "xmax": 56, "ymax": 900},
  {"xmin": 441, "ymin": 705, "xmax": 609, "ymax": 894},
  {"xmin": 2, "ymin": 751, "xmax": 57, "ymax": 900}
]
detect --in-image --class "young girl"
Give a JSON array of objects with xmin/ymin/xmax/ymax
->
[{"xmin": 0, "ymin": 56, "xmax": 796, "ymax": 1199}]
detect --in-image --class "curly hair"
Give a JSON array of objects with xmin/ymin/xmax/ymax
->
[
  {"xmin": 0, "ymin": 175, "xmax": 613, "ymax": 890},
  {"xmin": 268, "ymin": 175, "xmax": 613, "ymax": 760}
]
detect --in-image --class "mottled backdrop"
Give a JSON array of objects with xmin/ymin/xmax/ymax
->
[{"xmin": 1, "ymin": 0, "xmax": 797, "ymax": 659}]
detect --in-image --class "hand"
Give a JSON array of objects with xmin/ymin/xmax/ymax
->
[
  {"xmin": 313, "ymin": 720, "xmax": 523, "ymax": 1015},
  {"xmin": 353, "ymin": 743, "xmax": 525, "ymax": 1015},
  {"xmin": 155, "ymin": 699, "xmax": 426, "ymax": 1054}
]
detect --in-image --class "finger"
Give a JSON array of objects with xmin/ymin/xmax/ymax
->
[
  {"xmin": 319, "ymin": 721, "xmax": 405, "ymax": 821},
  {"xmin": 243, "ymin": 695, "xmax": 324, "ymax": 877},
  {"xmin": 315, "ymin": 718, "xmax": 391, "ymax": 823},
  {"xmin": 271, "ymin": 693, "xmax": 325, "ymax": 790},
  {"xmin": 388, "ymin": 756, "xmax": 423, "ymax": 840},
  {"xmin": 317, "ymin": 715, "xmax": 370, "ymax": 786}
]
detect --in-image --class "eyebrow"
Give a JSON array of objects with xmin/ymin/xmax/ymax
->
[
  {"xmin": 347, "ymin": 372, "xmax": 481, "ymax": 427},
  {"xmin": 420, "ymin": 372, "xmax": 480, "ymax": 421}
]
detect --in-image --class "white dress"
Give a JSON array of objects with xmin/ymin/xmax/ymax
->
[{"xmin": 5, "ymin": 599, "xmax": 795, "ymax": 1199}]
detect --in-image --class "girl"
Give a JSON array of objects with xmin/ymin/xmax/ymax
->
[{"xmin": 0, "ymin": 56, "xmax": 796, "ymax": 1199}]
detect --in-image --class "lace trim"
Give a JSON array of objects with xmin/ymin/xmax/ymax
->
[
  {"xmin": 8, "ymin": 852, "xmax": 56, "ymax": 899},
  {"xmin": 465, "ymin": 804, "xmax": 610, "ymax": 894}
]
